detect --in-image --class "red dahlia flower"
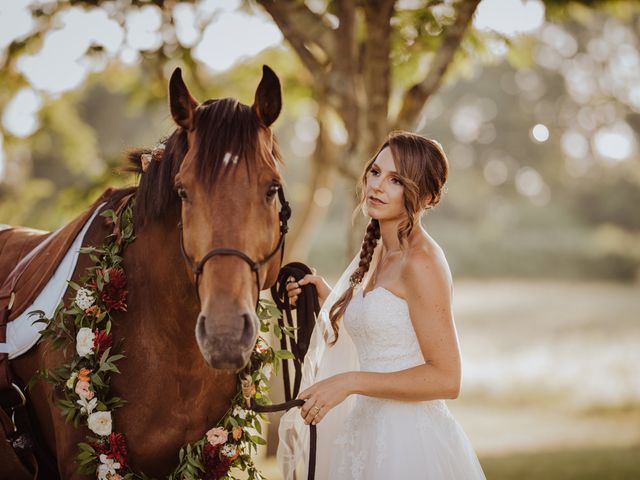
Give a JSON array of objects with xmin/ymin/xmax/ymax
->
[
  {"xmin": 107, "ymin": 432, "xmax": 129, "ymax": 469},
  {"xmin": 202, "ymin": 443, "xmax": 232, "ymax": 479},
  {"xmin": 101, "ymin": 267, "xmax": 128, "ymax": 312},
  {"xmin": 91, "ymin": 432, "xmax": 128, "ymax": 469}
]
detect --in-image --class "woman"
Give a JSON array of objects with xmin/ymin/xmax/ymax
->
[{"xmin": 278, "ymin": 131, "xmax": 485, "ymax": 479}]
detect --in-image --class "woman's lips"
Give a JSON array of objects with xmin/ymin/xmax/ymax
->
[{"xmin": 368, "ymin": 196, "xmax": 385, "ymax": 206}]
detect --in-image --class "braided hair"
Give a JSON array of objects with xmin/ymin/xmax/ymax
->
[{"xmin": 328, "ymin": 219, "xmax": 380, "ymax": 344}]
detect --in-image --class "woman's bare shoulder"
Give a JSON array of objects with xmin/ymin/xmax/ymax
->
[{"xmin": 400, "ymin": 236, "xmax": 452, "ymax": 297}]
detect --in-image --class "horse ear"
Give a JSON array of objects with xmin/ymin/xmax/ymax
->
[
  {"xmin": 169, "ymin": 68, "xmax": 199, "ymax": 131},
  {"xmin": 252, "ymin": 65, "xmax": 282, "ymax": 128}
]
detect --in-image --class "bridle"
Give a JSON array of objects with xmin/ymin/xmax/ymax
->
[
  {"xmin": 178, "ymin": 186, "xmax": 319, "ymax": 479},
  {"xmin": 177, "ymin": 187, "xmax": 291, "ymax": 305}
]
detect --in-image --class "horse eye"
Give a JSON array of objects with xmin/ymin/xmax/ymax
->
[
  {"xmin": 176, "ymin": 186, "xmax": 188, "ymax": 201},
  {"xmin": 267, "ymin": 183, "xmax": 280, "ymax": 199}
]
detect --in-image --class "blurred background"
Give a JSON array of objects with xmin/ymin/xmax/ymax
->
[{"xmin": 1, "ymin": 0, "xmax": 638, "ymax": 478}]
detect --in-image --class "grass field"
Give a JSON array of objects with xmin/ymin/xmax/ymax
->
[
  {"xmin": 254, "ymin": 279, "xmax": 640, "ymax": 479},
  {"xmin": 480, "ymin": 445, "xmax": 640, "ymax": 480}
]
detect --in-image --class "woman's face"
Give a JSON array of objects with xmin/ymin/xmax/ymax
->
[{"xmin": 365, "ymin": 147, "xmax": 406, "ymax": 221}]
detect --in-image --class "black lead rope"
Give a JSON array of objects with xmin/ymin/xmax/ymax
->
[
  {"xmin": 271, "ymin": 262, "xmax": 319, "ymax": 401},
  {"xmin": 250, "ymin": 263, "xmax": 320, "ymax": 480}
]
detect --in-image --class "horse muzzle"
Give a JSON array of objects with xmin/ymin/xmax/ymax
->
[{"xmin": 195, "ymin": 311, "xmax": 258, "ymax": 371}]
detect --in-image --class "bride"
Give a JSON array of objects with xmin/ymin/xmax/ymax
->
[{"xmin": 277, "ymin": 131, "xmax": 486, "ymax": 479}]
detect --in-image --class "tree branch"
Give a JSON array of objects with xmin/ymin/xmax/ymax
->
[
  {"xmin": 254, "ymin": 0, "xmax": 334, "ymax": 81},
  {"xmin": 393, "ymin": 0, "xmax": 481, "ymax": 130}
]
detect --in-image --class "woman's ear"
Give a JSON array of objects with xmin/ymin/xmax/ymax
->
[{"xmin": 422, "ymin": 193, "xmax": 434, "ymax": 210}]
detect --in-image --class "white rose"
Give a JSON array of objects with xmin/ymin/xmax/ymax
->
[
  {"xmin": 75, "ymin": 288, "xmax": 95, "ymax": 310},
  {"xmin": 76, "ymin": 328, "xmax": 95, "ymax": 357},
  {"xmin": 88, "ymin": 411, "xmax": 112, "ymax": 437},
  {"xmin": 262, "ymin": 364, "xmax": 273, "ymax": 380}
]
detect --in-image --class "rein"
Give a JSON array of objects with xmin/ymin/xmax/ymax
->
[
  {"xmin": 178, "ymin": 187, "xmax": 291, "ymax": 306},
  {"xmin": 250, "ymin": 262, "xmax": 320, "ymax": 480}
]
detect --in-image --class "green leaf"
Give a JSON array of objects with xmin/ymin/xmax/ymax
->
[
  {"xmin": 78, "ymin": 442, "xmax": 95, "ymax": 453},
  {"xmin": 273, "ymin": 324, "xmax": 282, "ymax": 339},
  {"xmin": 249, "ymin": 435, "xmax": 266, "ymax": 445},
  {"xmin": 275, "ymin": 349, "xmax": 295, "ymax": 360}
]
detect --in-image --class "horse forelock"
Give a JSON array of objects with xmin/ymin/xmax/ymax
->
[{"xmin": 192, "ymin": 97, "xmax": 281, "ymax": 188}]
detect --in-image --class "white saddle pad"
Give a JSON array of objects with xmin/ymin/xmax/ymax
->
[{"xmin": 0, "ymin": 203, "xmax": 105, "ymax": 359}]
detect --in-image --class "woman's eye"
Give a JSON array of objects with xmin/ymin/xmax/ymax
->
[
  {"xmin": 391, "ymin": 177, "xmax": 402, "ymax": 185},
  {"xmin": 370, "ymin": 169, "xmax": 379, "ymax": 176}
]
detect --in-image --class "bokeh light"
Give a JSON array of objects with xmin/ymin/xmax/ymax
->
[
  {"xmin": 2, "ymin": 88, "xmax": 42, "ymax": 138},
  {"xmin": 474, "ymin": 0, "xmax": 545, "ymax": 37},
  {"xmin": 531, "ymin": 123, "xmax": 549, "ymax": 142},
  {"xmin": 593, "ymin": 122, "xmax": 636, "ymax": 162}
]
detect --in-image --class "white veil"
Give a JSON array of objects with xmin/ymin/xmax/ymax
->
[{"xmin": 276, "ymin": 252, "xmax": 362, "ymax": 480}]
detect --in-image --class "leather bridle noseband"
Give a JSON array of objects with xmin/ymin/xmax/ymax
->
[{"xmin": 178, "ymin": 187, "xmax": 291, "ymax": 305}]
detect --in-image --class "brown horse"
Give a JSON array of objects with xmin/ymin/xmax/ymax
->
[{"xmin": 7, "ymin": 65, "xmax": 286, "ymax": 478}]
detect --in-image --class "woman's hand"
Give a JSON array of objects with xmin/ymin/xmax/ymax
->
[
  {"xmin": 286, "ymin": 270, "xmax": 332, "ymax": 308},
  {"xmin": 298, "ymin": 373, "xmax": 355, "ymax": 425}
]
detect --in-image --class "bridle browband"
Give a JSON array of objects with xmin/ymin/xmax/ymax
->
[{"xmin": 178, "ymin": 187, "xmax": 291, "ymax": 305}]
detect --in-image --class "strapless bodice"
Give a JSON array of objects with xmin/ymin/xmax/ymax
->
[{"xmin": 344, "ymin": 287, "xmax": 424, "ymax": 372}]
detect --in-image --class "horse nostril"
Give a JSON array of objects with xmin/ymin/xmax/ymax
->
[
  {"xmin": 197, "ymin": 314, "xmax": 207, "ymax": 338},
  {"xmin": 240, "ymin": 313, "xmax": 255, "ymax": 346}
]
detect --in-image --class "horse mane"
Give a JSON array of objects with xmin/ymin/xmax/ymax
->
[{"xmin": 125, "ymin": 97, "xmax": 282, "ymax": 230}]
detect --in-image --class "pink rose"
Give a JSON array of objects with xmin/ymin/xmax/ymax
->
[
  {"xmin": 206, "ymin": 427, "xmax": 228, "ymax": 447},
  {"xmin": 75, "ymin": 380, "xmax": 94, "ymax": 400}
]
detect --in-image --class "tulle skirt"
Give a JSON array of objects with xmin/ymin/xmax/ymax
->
[{"xmin": 327, "ymin": 396, "xmax": 486, "ymax": 479}]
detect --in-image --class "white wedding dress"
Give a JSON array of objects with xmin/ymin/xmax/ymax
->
[
  {"xmin": 276, "ymin": 251, "xmax": 486, "ymax": 480},
  {"xmin": 326, "ymin": 286, "xmax": 486, "ymax": 479}
]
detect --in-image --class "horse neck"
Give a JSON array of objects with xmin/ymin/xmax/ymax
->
[{"xmin": 125, "ymin": 203, "xmax": 199, "ymax": 344}]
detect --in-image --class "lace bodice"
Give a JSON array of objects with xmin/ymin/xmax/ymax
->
[{"xmin": 344, "ymin": 286, "xmax": 425, "ymax": 372}]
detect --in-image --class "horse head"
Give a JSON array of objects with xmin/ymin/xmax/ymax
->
[{"xmin": 169, "ymin": 66, "xmax": 285, "ymax": 371}]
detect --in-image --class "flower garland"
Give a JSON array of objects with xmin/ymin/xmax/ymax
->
[{"xmin": 33, "ymin": 201, "xmax": 293, "ymax": 480}]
